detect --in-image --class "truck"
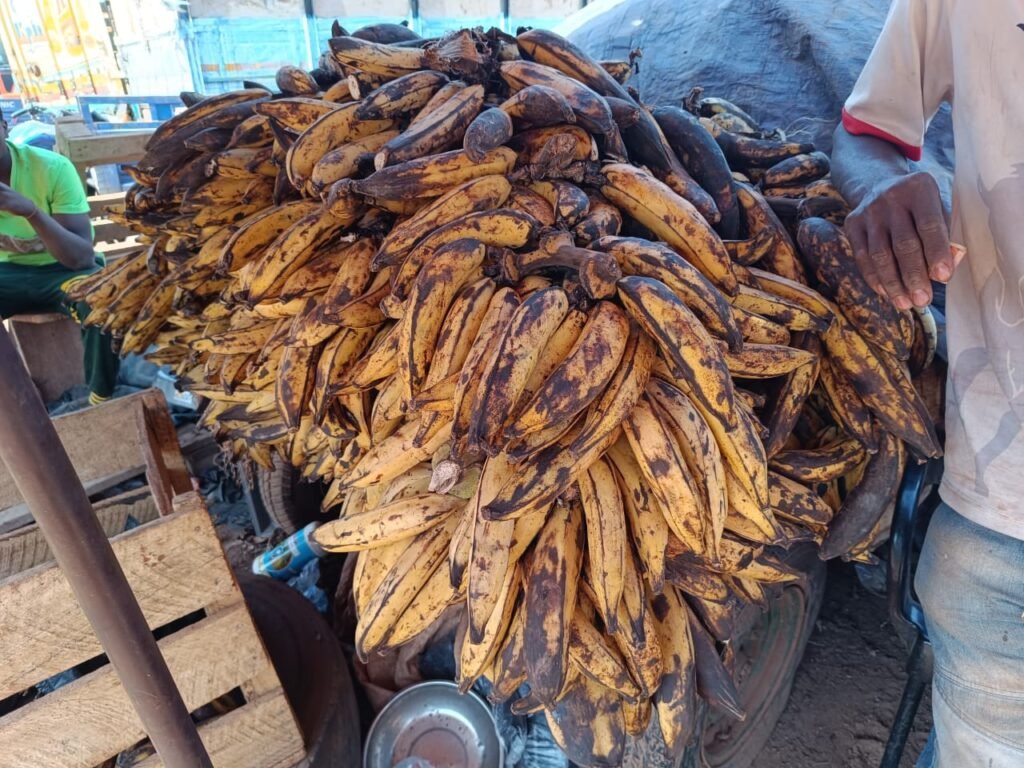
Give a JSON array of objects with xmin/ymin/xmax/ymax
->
[
  {"xmin": 177, "ymin": 0, "xmax": 589, "ymax": 93},
  {"xmin": 0, "ymin": 0, "xmax": 124, "ymax": 105},
  {"xmin": 0, "ymin": 35, "xmax": 20, "ymax": 116},
  {"xmin": 2, "ymin": 0, "xmax": 591, "ymax": 103}
]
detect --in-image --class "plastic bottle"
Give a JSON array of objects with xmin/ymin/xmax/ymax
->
[{"xmin": 251, "ymin": 522, "xmax": 325, "ymax": 580}]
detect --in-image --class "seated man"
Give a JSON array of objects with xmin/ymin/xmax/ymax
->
[{"xmin": 0, "ymin": 107, "xmax": 118, "ymax": 405}]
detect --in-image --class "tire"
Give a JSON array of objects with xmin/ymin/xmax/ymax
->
[
  {"xmin": 240, "ymin": 576, "xmax": 361, "ymax": 767},
  {"xmin": 251, "ymin": 455, "xmax": 326, "ymax": 536},
  {"xmin": 622, "ymin": 543, "xmax": 827, "ymax": 768},
  {"xmin": 700, "ymin": 543, "xmax": 826, "ymax": 768}
]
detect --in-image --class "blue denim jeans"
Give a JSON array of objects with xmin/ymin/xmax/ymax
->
[{"xmin": 914, "ymin": 503, "xmax": 1024, "ymax": 767}]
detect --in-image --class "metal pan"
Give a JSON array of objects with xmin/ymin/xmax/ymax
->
[{"xmin": 363, "ymin": 680, "xmax": 504, "ymax": 768}]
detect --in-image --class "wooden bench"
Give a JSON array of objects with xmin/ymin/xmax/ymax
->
[{"xmin": 0, "ymin": 390, "xmax": 307, "ymax": 767}]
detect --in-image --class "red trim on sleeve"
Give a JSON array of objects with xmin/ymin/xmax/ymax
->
[{"xmin": 842, "ymin": 108, "xmax": 922, "ymax": 161}]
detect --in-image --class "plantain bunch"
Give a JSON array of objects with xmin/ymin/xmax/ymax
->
[{"xmin": 67, "ymin": 24, "xmax": 944, "ymax": 767}]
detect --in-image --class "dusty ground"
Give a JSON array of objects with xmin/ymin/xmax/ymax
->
[{"xmin": 759, "ymin": 563, "xmax": 933, "ymax": 768}]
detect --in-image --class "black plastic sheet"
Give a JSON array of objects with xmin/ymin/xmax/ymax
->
[{"xmin": 559, "ymin": 0, "xmax": 954, "ymax": 186}]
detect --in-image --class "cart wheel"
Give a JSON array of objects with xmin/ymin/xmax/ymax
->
[
  {"xmin": 241, "ymin": 576, "xmax": 361, "ymax": 767},
  {"xmin": 251, "ymin": 456, "xmax": 325, "ymax": 535},
  {"xmin": 700, "ymin": 543, "xmax": 826, "ymax": 768},
  {"xmin": 621, "ymin": 543, "xmax": 826, "ymax": 768}
]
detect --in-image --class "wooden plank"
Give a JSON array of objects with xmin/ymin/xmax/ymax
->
[
  {"xmin": 55, "ymin": 117, "xmax": 153, "ymax": 169},
  {"xmin": 96, "ymin": 236, "xmax": 141, "ymax": 256},
  {"xmin": 0, "ymin": 493, "xmax": 238, "ymax": 698},
  {"xmin": 0, "ymin": 604, "xmax": 274, "ymax": 768},
  {"xmin": 0, "ymin": 487, "xmax": 157, "ymax": 579},
  {"xmin": 5, "ymin": 313, "xmax": 85, "ymax": 402},
  {"xmin": 138, "ymin": 394, "xmax": 193, "ymax": 517},
  {"xmin": 91, "ymin": 485, "xmax": 160, "ymax": 517},
  {"xmin": 88, "ymin": 192, "xmax": 126, "ymax": 218},
  {"xmin": 135, "ymin": 691, "xmax": 306, "ymax": 768},
  {"xmin": 89, "ymin": 487, "xmax": 160, "ymax": 535},
  {"xmin": 0, "ymin": 390, "xmax": 157, "ymax": 512},
  {"xmin": 3, "ymin": 312, "xmax": 68, "ymax": 325},
  {"xmin": 241, "ymin": 664, "xmax": 285, "ymax": 702},
  {"xmin": 0, "ymin": 466, "xmax": 149, "ymax": 535}
]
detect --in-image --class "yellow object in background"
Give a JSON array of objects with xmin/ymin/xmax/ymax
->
[{"xmin": 0, "ymin": 0, "xmax": 123, "ymax": 104}]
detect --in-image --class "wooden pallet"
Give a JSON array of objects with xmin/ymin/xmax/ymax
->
[{"xmin": 0, "ymin": 491, "xmax": 306, "ymax": 768}]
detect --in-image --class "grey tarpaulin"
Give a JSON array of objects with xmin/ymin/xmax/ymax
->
[{"xmin": 557, "ymin": 0, "xmax": 954, "ymax": 194}]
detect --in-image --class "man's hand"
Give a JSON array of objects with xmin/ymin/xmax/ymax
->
[
  {"xmin": 0, "ymin": 182, "xmax": 38, "ymax": 219},
  {"xmin": 843, "ymin": 171, "xmax": 953, "ymax": 310},
  {"xmin": 0, "ymin": 183, "xmax": 94, "ymax": 270}
]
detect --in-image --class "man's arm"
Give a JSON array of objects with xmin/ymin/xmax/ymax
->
[
  {"xmin": 0, "ymin": 183, "xmax": 95, "ymax": 271},
  {"xmin": 832, "ymin": 124, "xmax": 953, "ymax": 310}
]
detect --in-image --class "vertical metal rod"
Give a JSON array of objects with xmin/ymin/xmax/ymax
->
[
  {"xmin": 0, "ymin": 327, "xmax": 212, "ymax": 768},
  {"xmin": 880, "ymin": 634, "xmax": 933, "ymax": 768}
]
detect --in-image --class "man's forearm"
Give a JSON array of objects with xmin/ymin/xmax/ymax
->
[
  {"xmin": 26, "ymin": 209, "xmax": 95, "ymax": 270},
  {"xmin": 831, "ymin": 125, "xmax": 912, "ymax": 209}
]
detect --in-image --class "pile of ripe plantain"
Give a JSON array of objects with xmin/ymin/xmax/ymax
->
[{"xmin": 69, "ymin": 23, "xmax": 943, "ymax": 766}]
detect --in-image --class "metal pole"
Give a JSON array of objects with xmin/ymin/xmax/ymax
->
[
  {"xmin": 880, "ymin": 634, "xmax": 933, "ymax": 768},
  {"xmin": 0, "ymin": 327, "xmax": 213, "ymax": 768}
]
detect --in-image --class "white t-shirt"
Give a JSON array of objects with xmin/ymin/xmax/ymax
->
[{"xmin": 844, "ymin": 0, "xmax": 1024, "ymax": 540}]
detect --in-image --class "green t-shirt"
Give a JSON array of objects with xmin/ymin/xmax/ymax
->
[{"xmin": 0, "ymin": 140, "xmax": 91, "ymax": 266}]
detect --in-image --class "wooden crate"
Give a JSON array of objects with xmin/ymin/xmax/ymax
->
[
  {"xmin": 4, "ymin": 313, "xmax": 86, "ymax": 402},
  {"xmin": 0, "ymin": 485, "xmax": 159, "ymax": 581},
  {"xmin": 0, "ymin": 390, "xmax": 306, "ymax": 767},
  {"xmin": 0, "ymin": 389, "xmax": 189, "ymax": 536},
  {"xmin": 0, "ymin": 491, "xmax": 306, "ymax": 768}
]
